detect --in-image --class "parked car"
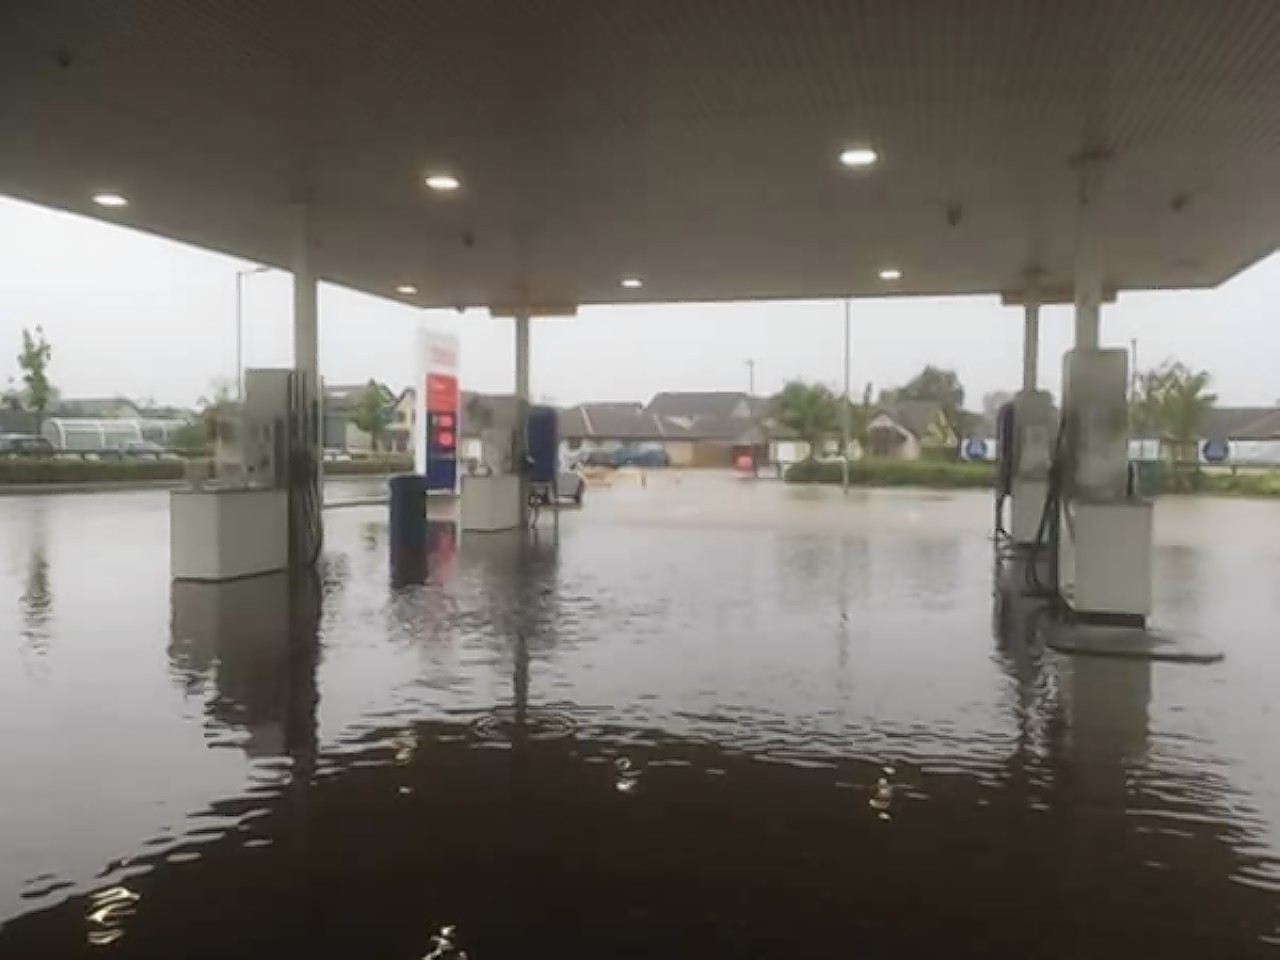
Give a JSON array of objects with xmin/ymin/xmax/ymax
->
[
  {"xmin": 0, "ymin": 434, "xmax": 56, "ymax": 458},
  {"xmin": 577, "ymin": 449, "xmax": 619, "ymax": 468},
  {"xmin": 616, "ymin": 446, "xmax": 670, "ymax": 468}
]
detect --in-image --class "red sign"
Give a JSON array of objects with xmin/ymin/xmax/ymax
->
[{"xmin": 426, "ymin": 373, "xmax": 458, "ymax": 414}]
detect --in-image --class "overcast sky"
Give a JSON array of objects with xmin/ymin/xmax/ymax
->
[{"xmin": 1, "ymin": 195, "xmax": 1276, "ymax": 410}]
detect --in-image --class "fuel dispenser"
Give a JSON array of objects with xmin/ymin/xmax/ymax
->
[
  {"xmin": 1052, "ymin": 348, "xmax": 1152, "ymax": 624},
  {"xmin": 995, "ymin": 388, "xmax": 1058, "ymax": 548},
  {"xmin": 171, "ymin": 369, "xmax": 321, "ymax": 581}
]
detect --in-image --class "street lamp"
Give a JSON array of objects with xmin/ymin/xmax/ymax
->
[
  {"xmin": 235, "ymin": 266, "xmax": 271, "ymax": 399},
  {"xmin": 841, "ymin": 299, "xmax": 852, "ymax": 493}
]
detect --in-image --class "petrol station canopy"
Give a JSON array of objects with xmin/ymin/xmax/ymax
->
[{"xmin": 3, "ymin": 1, "xmax": 1280, "ymax": 309}]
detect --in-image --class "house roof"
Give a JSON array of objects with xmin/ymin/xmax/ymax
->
[
  {"xmin": 1198, "ymin": 407, "xmax": 1280, "ymax": 441},
  {"xmin": 870, "ymin": 400, "xmax": 989, "ymax": 440},
  {"xmin": 646, "ymin": 392, "xmax": 753, "ymax": 420},
  {"xmin": 559, "ymin": 403, "xmax": 690, "ymax": 441}
]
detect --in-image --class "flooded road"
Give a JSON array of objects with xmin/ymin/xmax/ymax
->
[{"xmin": 2, "ymin": 474, "xmax": 1280, "ymax": 956}]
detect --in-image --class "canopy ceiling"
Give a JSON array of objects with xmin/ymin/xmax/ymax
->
[{"xmin": 3, "ymin": 1, "xmax": 1280, "ymax": 309}]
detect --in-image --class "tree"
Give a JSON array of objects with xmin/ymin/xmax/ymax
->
[
  {"xmin": 197, "ymin": 377, "xmax": 236, "ymax": 413},
  {"xmin": 1131, "ymin": 361, "xmax": 1217, "ymax": 465},
  {"xmin": 17, "ymin": 326, "xmax": 54, "ymax": 431},
  {"xmin": 772, "ymin": 381, "xmax": 839, "ymax": 458},
  {"xmin": 883, "ymin": 365, "xmax": 966, "ymax": 458},
  {"xmin": 840, "ymin": 382, "xmax": 875, "ymax": 454},
  {"xmin": 350, "ymin": 380, "xmax": 394, "ymax": 451}
]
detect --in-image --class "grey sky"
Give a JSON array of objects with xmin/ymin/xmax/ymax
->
[{"xmin": 1, "ymin": 195, "xmax": 1276, "ymax": 410}]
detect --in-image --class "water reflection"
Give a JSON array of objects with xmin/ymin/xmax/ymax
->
[
  {"xmin": 168, "ymin": 572, "xmax": 319, "ymax": 761},
  {"xmin": 3, "ymin": 708, "xmax": 1277, "ymax": 957},
  {"xmin": 18, "ymin": 502, "xmax": 53, "ymax": 674},
  {"xmin": 4, "ymin": 487, "xmax": 1280, "ymax": 955}
]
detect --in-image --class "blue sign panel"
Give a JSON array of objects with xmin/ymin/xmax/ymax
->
[
  {"xmin": 1202, "ymin": 439, "xmax": 1229, "ymax": 463},
  {"xmin": 964, "ymin": 438, "xmax": 989, "ymax": 461}
]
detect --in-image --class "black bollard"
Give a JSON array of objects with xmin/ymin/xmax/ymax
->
[{"xmin": 389, "ymin": 473, "xmax": 429, "ymax": 585}]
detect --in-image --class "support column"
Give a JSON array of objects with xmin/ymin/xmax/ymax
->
[
  {"xmin": 514, "ymin": 312, "xmax": 531, "ymax": 527},
  {"xmin": 292, "ymin": 204, "xmax": 322, "ymax": 563},
  {"xmin": 1074, "ymin": 158, "xmax": 1105, "ymax": 351},
  {"xmin": 1021, "ymin": 287, "xmax": 1040, "ymax": 393},
  {"xmin": 293, "ymin": 204, "xmax": 319, "ymax": 433}
]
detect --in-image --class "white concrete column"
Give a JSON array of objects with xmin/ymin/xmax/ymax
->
[
  {"xmin": 293, "ymin": 204, "xmax": 319, "ymax": 428},
  {"xmin": 1074, "ymin": 159, "xmax": 1105, "ymax": 351},
  {"xmin": 292, "ymin": 204, "xmax": 322, "ymax": 561},
  {"xmin": 1021, "ymin": 287, "xmax": 1040, "ymax": 393},
  {"xmin": 514, "ymin": 312, "xmax": 531, "ymax": 525},
  {"xmin": 515, "ymin": 313, "xmax": 531, "ymax": 408}
]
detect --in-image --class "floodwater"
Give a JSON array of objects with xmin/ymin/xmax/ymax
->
[{"xmin": 2, "ymin": 472, "xmax": 1280, "ymax": 957}]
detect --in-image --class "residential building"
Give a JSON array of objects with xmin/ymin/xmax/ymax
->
[
  {"xmin": 1131, "ymin": 406, "xmax": 1280, "ymax": 464},
  {"xmin": 866, "ymin": 400, "xmax": 992, "ymax": 460}
]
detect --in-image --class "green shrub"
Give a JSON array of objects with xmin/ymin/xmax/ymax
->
[
  {"xmin": 326, "ymin": 456, "xmax": 413, "ymax": 476},
  {"xmin": 0, "ymin": 458, "xmax": 186, "ymax": 484},
  {"xmin": 0, "ymin": 454, "xmax": 412, "ymax": 485},
  {"xmin": 783, "ymin": 457, "xmax": 995, "ymax": 489}
]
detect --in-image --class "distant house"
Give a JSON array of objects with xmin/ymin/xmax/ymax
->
[
  {"xmin": 866, "ymin": 400, "xmax": 991, "ymax": 460},
  {"xmin": 554, "ymin": 391, "xmax": 779, "ymax": 467},
  {"xmin": 381, "ymin": 388, "xmax": 417, "ymax": 455},
  {"xmin": 0, "ymin": 409, "xmax": 39, "ymax": 435},
  {"xmin": 1131, "ymin": 405, "xmax": 1280, "ymax": 464}
]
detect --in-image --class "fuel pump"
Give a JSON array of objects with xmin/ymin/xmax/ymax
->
[
  {"xmin": 171, "ymin": 369, "xmax": 320, "ymax": 581},
  {"xmin": 1052, "ymin": 348, "xmax": 1152, "ymax": 624},
  {"xmin": 995, "ymin": 389, "xmax": 1058, "ymax": 549}
]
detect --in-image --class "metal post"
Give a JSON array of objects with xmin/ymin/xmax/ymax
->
[
  {"xmin": 235, "ymin": 266, "xmax": 269, "ymax": 400},
  {"xmin": 1074, "ymin": 157, "xmax": 1105, "ymax": 351},
  {"xmin": 1022, "ymin": 286, "xmax": 1040, "ymax": 393},
  {"xmin": 746, "ymin": 359, "xmax": 755, "ymax": 395},
  {"xmin": 515, "ymin": 312, "xmax": 531, "ymax": 527},
  {"xmin": 1129, "ymin": 338, "xmax": 1139, "ymax": 402},
  {"xmin": 235, "ymin": 271, "xmax": 245, "ymax": 401},
  {"xmin": 841, "ymin": 299, "xmax": 851, "ymax": 492}
]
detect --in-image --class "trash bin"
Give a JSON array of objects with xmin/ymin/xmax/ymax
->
[
  {"xmin": 1133, "ymin": 460, "xmax": 1163, "ymax": 499},
  {"xmin": 389, "ymin": 473, "xmax": 429, "ymax": 565}
]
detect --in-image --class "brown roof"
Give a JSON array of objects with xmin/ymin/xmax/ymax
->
[
  {"xmin": 646, "ymin": 392, "xmax": 753, "ymax": 419},
  {"xmin": 1199, "ymin": 407, "xmax": 1280, "ymax": 441}
]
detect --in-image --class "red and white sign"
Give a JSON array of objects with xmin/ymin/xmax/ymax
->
[{"xmin": 414, "ymin": 327, "xmax": 461, "ymax": 478}]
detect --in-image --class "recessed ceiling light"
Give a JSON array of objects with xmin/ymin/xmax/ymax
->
[
  {"xmin": 395, "ymin": 284, "xmax": 418, "ymax": 295},
  {"xmin": 92, "ymin": 192, "xmax": 128, "ymax": 208},
  {"xmin": 879, "ymin": 268, "xmax": 902, "ymax": 281},
  {"xmin": 839, "ymin": 147, "xmax": 879, "ymax": 168},
  {"xmin": 424, "ymin": 174, "xmax": 460, "ymax": 192},
  {"xmin": 620, "ymin": 277, "xmax": 643, "ymax": 289}
]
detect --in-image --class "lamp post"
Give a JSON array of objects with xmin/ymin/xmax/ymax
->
[
  {"xmin": 841, "ymin": 299, "xmax": 851, "ymax": 493},
  {"xmin": 745, "ymin": 359, "xmax": 756, "ymax": 395},
  {"xmin": 235, "ymin": 266, "xmax": 271, "ymax": 399}
]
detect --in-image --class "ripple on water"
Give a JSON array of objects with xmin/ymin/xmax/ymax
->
[{"xmin": 469, "ymin": 704, "xmax": 579, "ymax": 742}]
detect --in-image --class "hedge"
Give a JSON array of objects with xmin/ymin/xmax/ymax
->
[
  {"xmin": 783, "ymin": 457, "xmax": 1280, "ymax": 498},
  {"xmin": 0, "ymin": 455, "xmax": 413, "ymax": 485},
  {"xmin": 785, "ymin": 458, "xmax": 996, "ymax": 488}
]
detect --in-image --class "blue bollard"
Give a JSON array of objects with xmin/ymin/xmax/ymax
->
[{"xmin": 389, "ymin": 474, "xmax": 429, "ymax": 583}]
